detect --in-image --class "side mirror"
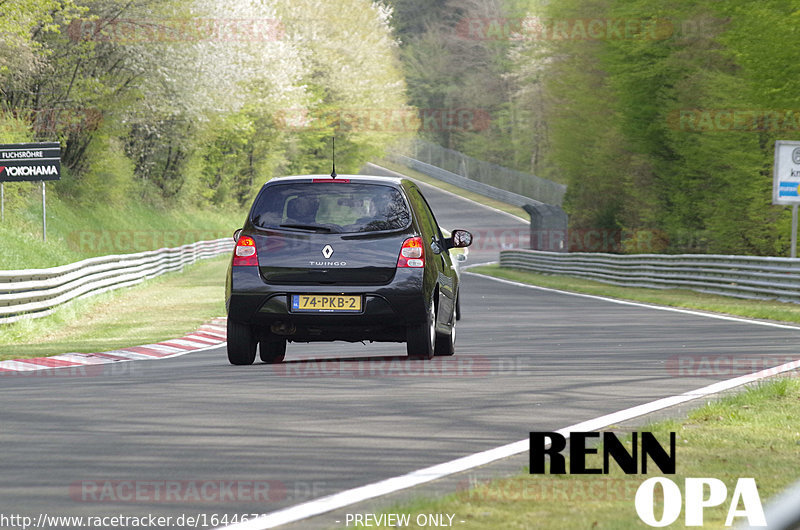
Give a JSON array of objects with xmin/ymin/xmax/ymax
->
[
  {"xmin": 233, "ymin": 229, "xmax": 243, "ymax": 242},
  {"xmin": 443, "ymin": 229, "xmax": 473, "ymax": 250},
  {"xmin": 449, "ymin": 229, "xmax": 473, "ymax": 248}
]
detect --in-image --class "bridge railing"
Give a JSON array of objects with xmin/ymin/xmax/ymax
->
[{"xmin": 388, "ymin": 138, "xmax": 566, "ymax": 207}]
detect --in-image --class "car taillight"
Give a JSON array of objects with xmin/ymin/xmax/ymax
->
[
  {"xmin": 397, "ymin": 237, "xmax": 424, "ymax": 268},
  {"xmin": 232, "ymin": 235, "xmax": 258, "ymax": 266}
]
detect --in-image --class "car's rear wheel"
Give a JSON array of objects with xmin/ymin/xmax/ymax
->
[
  {"xmin": 434, "ymin": 318, "xmax": 455, "ymax": 356},
  {"xmin": 260, "ymin": 339, "xmax": 286, "ymax": 363},
  {"xmin": 407, "ymin": 300, "xmax": 435, "ymax": 360},
  {"xmin": 227, "ymin": 319, "xmax": 257, "ymax": 365}
]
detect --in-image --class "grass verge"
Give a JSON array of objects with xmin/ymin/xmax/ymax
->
[
  {"xmin": 0, "ymin": 189, "xmax": 243, "ymax": 269},
  {"xmin": 0, "ymin": 255, "xmax": 228, "ymax": 360},
  {"xmin": 373, "ymin": 160, "xmax": 529, "ymax": 221},
  {"xmin": 469, "ymin": 264, "xmax": 800, "ymax": 325},
  {"xmin": 360, "ymin": 378, "xmax": 800, "ymax": 529}
]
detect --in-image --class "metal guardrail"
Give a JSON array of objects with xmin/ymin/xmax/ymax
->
[
  {"xmin": 0, "ymin": 238, "xmax": 234, "ymax": 324},
  {"xmin": 401, "ymin": 139, "xmax": 567, "ymax": 206},
  {"xmin": 742, "ymin": 478, "xmax": 800, "ymax": 529},
  {"xmin": 387, "ymin": 139, "xmax": 566, "ymax": 207},
  {"xmin": 500, "ymin": 249, "xmax": 800, "ymax": 302},
  {"xmin": 388, "ymin": 153, "xmax": 544, "ymax": 208}
]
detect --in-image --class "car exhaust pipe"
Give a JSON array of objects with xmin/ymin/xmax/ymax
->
[{"xmin": 271, "ymin": 321, "xmax": 297, "ymax": 336}]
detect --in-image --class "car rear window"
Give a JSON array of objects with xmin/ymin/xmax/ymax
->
[{"xmin": 251, "ymin": 182, "xmax": 412, "ymax": 233}]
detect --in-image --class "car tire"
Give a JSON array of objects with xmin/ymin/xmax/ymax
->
[
  {"xmin": 227, "ymin": 319, "xmax": 257, "ymax": 365},
  {"xmin": 434, "ymin": 318, "xmax": 455, "ymax": 356},
  {"xmin": 407, "ymin": 300, "xmax": 435, "ymax": 360},
  {"xmin": 455, "ymin": 291, "xmax": 462, "ymax": 321},
  {"xmin": 260, "ymin": 339, "xmax": 286, "ymax": 363}
]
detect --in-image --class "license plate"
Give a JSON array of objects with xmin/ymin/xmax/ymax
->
[{"xmin": 291, "ymin": 294, "xmax": 362, "ymax": 313}]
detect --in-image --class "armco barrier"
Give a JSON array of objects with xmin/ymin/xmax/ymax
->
[
  {"xmin": 387, "ymin": 153, "xmax": 549, "ymax": 208},
  {"xmin": 748, "ymin": 478, "xmax": 800, "ymax": 530},
  {"xmin": 0, "ymin": 238, "xmax": 233, "ymax": 324},
  {"xmin": 499, "ymin": 249, "xmax": 800, "ymax": 302},
  {"xmin": 390, "ymin": 138, "xmax": 567, "ymax": 207}
]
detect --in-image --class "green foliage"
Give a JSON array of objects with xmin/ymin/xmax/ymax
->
[
  {"xmin": 0, "ymin": 112, "xmax": 33, "ymax": 143},
  {"xmin": 0, "ymin": 113, "xmax": 37, "ymax": 217},
  {"xmin": 528, "ymin": 0, "xmax": 800, "ymax": 254},
  {"xmin": 0, "ymin": 185, "xmax": 241, "ymax": 269},
  {"xmin": 0, "ymin": 0, "xmax": 409, "ymax": 237},
  {"xmin": 0, "ymin": 0, "xmax": 84, "ymax": 78},
  {"xmin": 392, "ymin": 0, "xmax": 517, "ymax": 164},
  {"xmin": 194, "ymin": 109, "xmax": 285, "ymax": 207},
  {"xmin": 392, "ymin": 0, "xmax": 800, "ymax": 255}
]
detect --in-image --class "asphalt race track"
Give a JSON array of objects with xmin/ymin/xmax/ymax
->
[{"xmin": 1, "ymin": 167, "xmax": 799, "ymax": 527}]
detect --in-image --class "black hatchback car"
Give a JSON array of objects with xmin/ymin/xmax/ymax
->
[{"xmin": 225, "ymin": 174, "xmax": 472, "ymax": 365}]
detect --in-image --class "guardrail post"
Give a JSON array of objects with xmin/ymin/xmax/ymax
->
[{"xmin": 523, "ymin": 203, "xmax": 568, "ymax": 252}]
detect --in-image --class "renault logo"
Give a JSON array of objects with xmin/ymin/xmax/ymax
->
[{"xmin": 322, "ymin": 245, "xmax": 334, "ymax": 259}]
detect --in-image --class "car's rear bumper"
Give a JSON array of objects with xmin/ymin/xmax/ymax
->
[{"xmin": 226, "ymin": 265, "xmax": 428, "ymax": 342}]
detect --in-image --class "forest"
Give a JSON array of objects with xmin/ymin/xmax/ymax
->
[
  {"xmin": 392, "ymin": 0, "xmax": 800, "ymax": 254},
  {"xmin": 2, "ymin": 0, "xmax": 799, "ymax": 255},
  {"xmin": 0, "ymin": 0, "xmax": 407, "ymax": 210}
]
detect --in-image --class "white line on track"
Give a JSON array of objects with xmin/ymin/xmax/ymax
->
[
  {"xmin": 220, "ymin": 360, "xmax": 800, "ymax": 530},
  {"xmin": 163, "ymin": 338, "xmax": 215, "ymax": 348},
  {"xmin": 184, "ymin": 334, "xmax": 223, "ymax": 344},
  {"xmin": 466, "ymin": 270, "xmax": 800, "ymax": 330},
  {"xmin": 219, "ymin": 274, "xmax": 800, "ymax": 530},
  {"xmin": 139, "ymin": 341, "xmax": 224, "ymax": 359},
  {"xmin": 49, "ymin": 353, "xmax": 108, "ymax": 365},
  {"xmin": 199, "ymin": 328, "xmax": 227, "ymax": 338},
  {"xmin": 0, "ymin": 360, "xmax": 39, "ymax": 371}
]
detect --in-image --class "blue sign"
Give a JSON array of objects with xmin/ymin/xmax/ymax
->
[
  {"xmin": 774, "ymin": 141, "xmax": 800, "ymax": 205},
  {"xmin": 779, "ymin": 182, "xmax": 799, "ymax": 197}
]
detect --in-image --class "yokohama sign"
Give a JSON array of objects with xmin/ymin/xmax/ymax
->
[{"xmin": 0, "ymin": 142, "xmax": 61, "ymax": 182}]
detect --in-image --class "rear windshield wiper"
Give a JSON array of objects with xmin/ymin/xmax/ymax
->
[{"xmin": 279, "ymin": 223, "xmax": 334, "ymax": 233}]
